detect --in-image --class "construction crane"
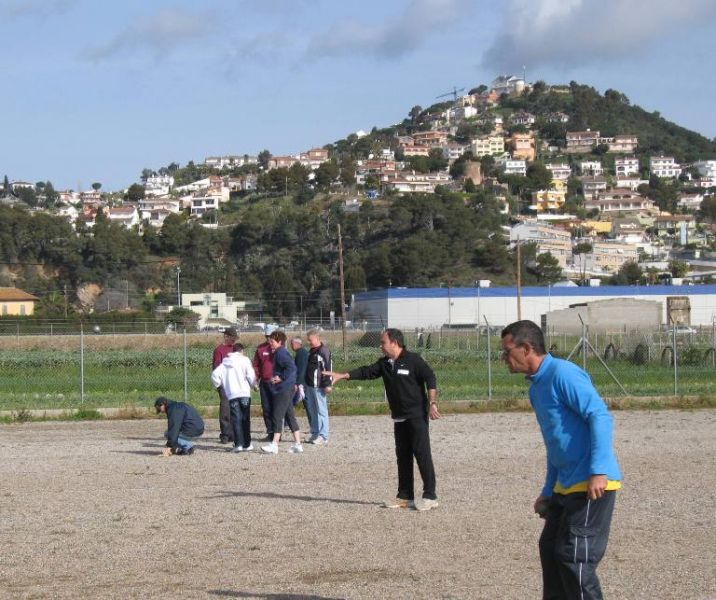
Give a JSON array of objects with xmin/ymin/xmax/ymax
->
[{"xmin": 436, "ymin": 86, "xmax": 466, "ymax": 102}]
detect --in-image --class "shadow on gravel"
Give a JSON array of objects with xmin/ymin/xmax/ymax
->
[
  {"xmin": 113, "ymin": 450, "xmax": 163, "ymax": 456},
  {"xmin": 209, "ymin": 591, "xmax": 344, "ymax": 599},
  {"xmin": 205, "ymin": 490, "xmax": 382, "ymax": 507}
]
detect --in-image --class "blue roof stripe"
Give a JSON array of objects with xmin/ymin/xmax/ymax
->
[{"xmin": 355, "ymin": 284, "xmax": 716, "ymax": 301}]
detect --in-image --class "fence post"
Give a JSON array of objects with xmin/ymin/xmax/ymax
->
[
  {"xmin": 183, "ymin": 328, "xmax": 188, "ymax": 402},
  {"xmin": 672, "ymin": 324, "xmax": 678, "ymax": 396},
  {"xmin": 80, "ymin": 325, "xmax": 85, "ymax": 404},
  {"xmin": 485, "ymin": 317, "xmax": 492, "ymax": 401},
  {"xmin": 582, "ymin": 320, "xmax": 588, "ymax": 372}
]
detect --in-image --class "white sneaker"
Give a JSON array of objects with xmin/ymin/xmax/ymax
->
[
  {"xmin": 244, "ymin": 444, "xmax": 254, "ymax": 452},
  {"xmin": 414, "ymin": 498, "xmax": 439, "ymax": 512},
  {"xmin": 311, "ymin": 436, "xmax": 327, "ymax": 446},
  {"xmin": 289, "ymin": 443, "xmax": 304, "ymax": 453},
  {"xmin": 261, "ymin": 442, "xmax": 278, "ymax": 454},
  {"xmin": 230, "ymin": 446, "xmax": 244, "ymax": 453}
]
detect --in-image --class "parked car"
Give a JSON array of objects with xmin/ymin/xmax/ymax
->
[{"xmin": 668, "ymin": 325, "xmax": 697, "ymax": 335}]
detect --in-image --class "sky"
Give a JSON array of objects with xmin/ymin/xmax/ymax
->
[{"xmin": 2, "ymin": 0, "xmax": 716, "ymax": 191}]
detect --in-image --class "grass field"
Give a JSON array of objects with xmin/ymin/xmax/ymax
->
[{"xmin": 1, "ymin": 334, "xmax": 714, "ymax": 412}]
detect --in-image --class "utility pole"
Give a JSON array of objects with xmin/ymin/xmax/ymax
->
[
  {"xmin": 338, "ymin": 223, "xmax": 347, "ymax": 361},
  {"xmin": 176, "ymin": 266, "xmax": 181, "ymax": 306},
  {"xmin": 516, "ymin": 238, "xmax": 522, "ymax": 320}
]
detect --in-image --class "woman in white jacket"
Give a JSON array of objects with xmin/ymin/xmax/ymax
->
[{"xmin": 211, "ymin": 343, "xmax": 257, "ymax": 452}]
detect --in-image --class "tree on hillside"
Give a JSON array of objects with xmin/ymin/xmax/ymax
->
[
  {"xmin": 257, "ymin": 150, "xmax": 272, "ymax": 170},
  {"xmin": 126, "ymin": 183, "xmax": 145, "ymax": 202},
  {"xmin": 700, "ymin": 195, "xmax": 716, "ymax": 222},
  {"xmin": 611, "ymin": 260, "xmax": 642, "ymax": 285}
]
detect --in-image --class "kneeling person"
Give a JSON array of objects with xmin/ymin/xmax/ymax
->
[{"xmin": 154, "ymin": 396, "xmax": 205, "ymax": 456}]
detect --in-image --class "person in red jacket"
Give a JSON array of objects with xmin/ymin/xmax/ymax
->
[
  {"xmin": 252, "ymin": 325, "xmax": 276, "ymax": 440},
  {"xmin": 212, "ymin": 327, "xmax": 237, "ymax": 444}
]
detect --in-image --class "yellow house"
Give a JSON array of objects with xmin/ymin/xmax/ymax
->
[
  {"xmin": 531, "ymin": 187, "xmax": 567, "ymax": 212},
  {"xmin": 0, "ymin": 288, "xmax": 40, "ymax": 316}
]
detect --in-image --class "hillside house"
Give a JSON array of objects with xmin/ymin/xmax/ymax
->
[
  {"xmin": 580, "ymin": 161, "xmax": 603, "ymax": 176},
  {"xmin": 471, "ymin": 135, "xmax": 505, "ymax": 157},
  {"xmin": 546, "ymin": 163, "xmax": 572, "ymax": 181},
  {"xmin": 650, "ymin": 156, "xmax": 682, "ymax": 178},
  {"xmin": 615, "ymin": 157, "xmax": 640, "ymax": 177},
  {"xmin": 509, "ymin": 132, "xmax": 536, "ymax": 161},
  {"xmin": 566, "ymin": 130, "xmax": 600, "ymax": 152}
]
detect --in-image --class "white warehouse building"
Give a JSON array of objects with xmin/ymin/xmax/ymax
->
[{"xmin": 351, "ymin": 284, "xmax": 716, "ymax": 330}]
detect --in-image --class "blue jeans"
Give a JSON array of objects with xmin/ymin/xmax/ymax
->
[
  {"xmin": 303, "ymin": 386, "xmax": 319, "ymax": 437},
  {"xmin": 164, "ymin": 431, "xmax": 196, "ymax": 451},
  {"xmin": 306, "ymin": 386, "xmax": 329, "ymax": 440},
  {"xmin": 229, "ymin": 397, "xmax": 251, "ymax": 449}
]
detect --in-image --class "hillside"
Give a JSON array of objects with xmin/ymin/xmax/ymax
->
[{"xmin": 2, "ymin": 81, "xmax": 715, "ymax": 320}]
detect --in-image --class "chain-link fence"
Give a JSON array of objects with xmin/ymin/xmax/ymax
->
[{"xmin": 0, "ymin": 325, "xmax": 714, "ymax": 413}]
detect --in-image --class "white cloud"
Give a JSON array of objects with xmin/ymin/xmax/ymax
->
[
  {"xmin": 0, "ymin": 0, "xmax": 74, "ymax": 19},
  {"xmin": 82, "ymin": 8, "xmax": 215, "ymax": 62},
  {"xmin": 308, "ymin": 0, "xmax": 472, "ymax": 60},
  {"xmin": 483, "ymin": 0, "xmax": 716, "ymax": 70}
]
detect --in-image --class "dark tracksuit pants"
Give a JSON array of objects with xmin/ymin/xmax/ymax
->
[
  {"xmin": 217, "ymin": 388, "xmax": 233, "ymax": 441},
  {"xmin": 539, "ymin": 490, "xmax": 616, "ymax": 600},
  {"xmin": 258, "ymin": 380, "xmax": 273, "ymax": 435},
  {"xmin": 394, "ymin": 416, "xmax": 436, "ymax": 501},
  {"xmin": 229, "ymin": 397, "xmax": 251, "ymax": 449},
  {"xmin": 271, "ymin": 388, "xmax": 300, "ymax": 434}
]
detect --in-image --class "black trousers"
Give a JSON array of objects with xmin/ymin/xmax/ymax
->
[
  {"xmin": 217, "ymin": 388, "xmax": 233, "ymax": 441},
  {"xmin": 229, "ymin": 397, "xmax": 251, "ymax": 449},
  {"xmin": 539, "ymin": 491, "xmax": 616, "ymax": 600},
  {"xmin": 271, "ymin": 388, "xmax": 300, "ymax": 434},
  {"xmin": 258, "ymin": 381, "xmax": 273, "ymax": 434},
  {"xmin": 394, "ymin": 417, "xmax": 436, "ymax": 501}
]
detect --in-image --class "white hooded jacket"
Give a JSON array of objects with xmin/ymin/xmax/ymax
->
[{"xmin": 211, "ymin": 352, "xmax": 256, "ymax": 400}]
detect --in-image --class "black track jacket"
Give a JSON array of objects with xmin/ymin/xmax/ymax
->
[{"xmin": 348, "ymin": 349, "xmax": 436, "ymax": 420}]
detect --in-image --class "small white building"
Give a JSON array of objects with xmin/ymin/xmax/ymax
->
[
  {"xmin": 546, "ymin": 163, "xmax": 572, "ymax": 181},
  {"xmin": 693, "ymin": 160, "xmax": 716, "ymax": 179},
  {"xmin": 580, "ymin": 161, "xmax": 603, "ymax": 176},
  {"xmin": 650, "ymin": 156, "xmax": 682, "ymax": 178},
  {"xmin": 181, "ymin": 292, "xmax": 248, "ymax": 330},
  {"xmin": 615, "ymin": 157, "xmax": 640, "ymax": 177},
  {"xmin": 498, "ymin": 158, "xmax": 527, "ymax": 177}
]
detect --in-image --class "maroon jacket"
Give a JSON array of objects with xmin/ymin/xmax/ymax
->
[
  {"xmin": 212, "ymin": 343, "xmax": 234, "ymax": 370},
  {"xmin": 252, "ymin": 341, "xmax": 274, "ymax": 382}
]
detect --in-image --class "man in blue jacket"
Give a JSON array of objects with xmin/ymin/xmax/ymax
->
[
  {"xmin": 501, "ymin": 320, "xmax": 621, "ymax": 600},
  {"xmin": 154, "ymin": 396, "xmax": 205, "ymax": 456}
]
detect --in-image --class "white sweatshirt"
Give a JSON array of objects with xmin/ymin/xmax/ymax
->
[{"xmin": 211, "ymin": 352, "xmax": 256, "ymax": 400}]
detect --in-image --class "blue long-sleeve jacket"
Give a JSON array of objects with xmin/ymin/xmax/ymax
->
[
  {"xmin": 271, "ymin": 346, "xmax": 297, "ymax": 395},
  {"xmin": 528, "ymin": 353, "xmax": 621, "ymax": 497}
]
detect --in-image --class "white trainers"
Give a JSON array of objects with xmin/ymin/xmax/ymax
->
[
  {"xmin": 383, "ymin": 498, "xmax": 415, "ymax": 509},
  {"xmin": 289, "ymin": 443, "xmax": 304, "ymax": 453},
  {"xmin": 261, "ymin": 442, "xmax": 278, "ymax": 454},
  {"xmin": 414, "ymin": 498, "xmax": 439, "ymax": 512},
  {"xmin": 311, "ymin": 436, "xmax": 327, "ymax": 446},
  {"xmin": 244, "ymin": 444, "xmax": 254, "ymax": 452}
]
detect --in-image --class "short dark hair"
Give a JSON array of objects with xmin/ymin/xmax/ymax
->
[
  {"xmin": 383, "ymin": 328, "xmax": 405, "ymax": 348},
  {"xmin": 154, "ymin": 396, "xmax": 170, "ymax": 413},
  {"xmin": 232, "ymin": 342, "xmax": 245, "ymax": 353},
  {"xmin": 501, "ymin": 320, "xmax": 546, "ymax": 355},
  {"xmin": 269, "ymin": 330, "xmax": 287, "ymax": 345},
  {"xmin": 224, "ymin": 327, "xmax": 238, "ymax": 339}
]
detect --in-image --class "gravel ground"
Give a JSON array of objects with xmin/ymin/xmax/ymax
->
[{"xmin": 1, "ymin": 411, "xmax": 714, "ymax": 600}]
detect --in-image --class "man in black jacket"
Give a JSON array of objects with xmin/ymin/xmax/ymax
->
[
  {"xmin": 154, "ymin": 396, "xmax": 205, "ymax": 456},
  {"xmin": 328, "ymin": 328, "xmax": 441, "ymax": 511}
]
